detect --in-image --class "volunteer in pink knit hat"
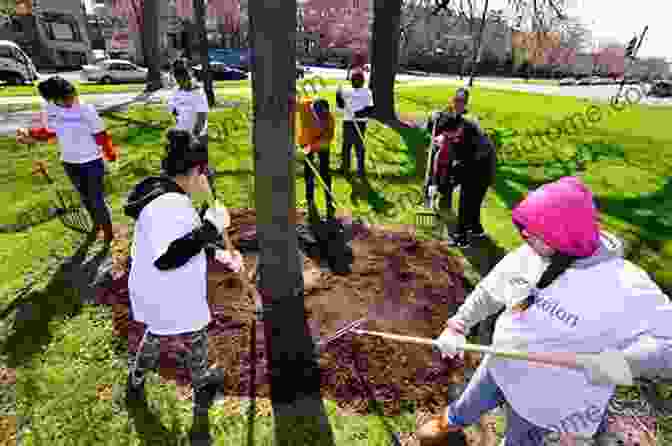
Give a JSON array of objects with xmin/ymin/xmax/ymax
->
[
  {"xmin": 417, "ymin": 176, "xmax": 671, "ymax": 446},
  {"xmin": 511, "ymin": 176, "xmax": 601, "ymax": 258}
]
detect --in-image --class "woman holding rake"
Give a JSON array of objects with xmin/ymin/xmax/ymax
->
[
  {"xmin": 417, "ymin": 176, "xmax": 671, "ymax": 446},
  {"xmin": 16, "ymin": 76, "xmax": 117, "ymax": 243}
]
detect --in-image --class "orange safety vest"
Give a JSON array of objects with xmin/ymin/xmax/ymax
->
[{"xmin": 296, "ymin": 98, "xmax": 334, "ymax": 152}]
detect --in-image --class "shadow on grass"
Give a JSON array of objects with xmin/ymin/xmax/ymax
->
[
  {"xmin": 126, "ymin": 401, "xmax": 180, "ymax": 446},
  {"xmin": 493, "ymin": 164, "xmax": 672, "ymax": 241},
  {"xmin": 349, "ymin": 176, "xmax": 395, "ymax": 215},
  {"xmin": 593, "ymin": 177, "xmax": 672, "ymax": 240},
  {"xmin": 260, "ymin": 286, "xmax": 336, "ymax": 446},
  {"xmin": 2, "ymin": 234, "xmax": 109, "ymax": 368},
  {"xmin": 435, "ymin": 204, "xmax": 508, "ymax": 347}
]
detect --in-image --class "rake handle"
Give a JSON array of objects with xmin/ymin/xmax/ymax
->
[
  {"xmin": 351, "ymin": 329, "xmax": 582, "ymax": 370},
  {"xmin": 206, "ymin": 193, "xmax": 264, "ymax": 317},
  {"xmin": 302, "ymin": 151, "xmax": 344, "ymax": 209}
]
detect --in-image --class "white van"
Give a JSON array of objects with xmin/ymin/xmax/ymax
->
[{"xmin": 0, "ymin": 40, "xmax": 38, "ymax": 85}]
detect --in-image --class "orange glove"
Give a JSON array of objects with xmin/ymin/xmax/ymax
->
[{"xmin": 95, "ymin": 131, "xmax": 119, "ymax": 162}]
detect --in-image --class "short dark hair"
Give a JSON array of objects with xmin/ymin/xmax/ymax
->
[
  {"xmin": 38, "ymin": 76, "xmax": 76, "ymax": 102},
  {"xmin": 162, "ymin": 129, "xmax": 209, "ymax": 176},
  {"xmin": 172, "ymin": 58, "xmax": 191, "ymax": 79},
  {"xmin": 313, "ymin": 98, "xmax": 330, "ymax": 113}
]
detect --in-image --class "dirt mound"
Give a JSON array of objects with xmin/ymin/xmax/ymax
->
[{"xmin": 98, "ymin": 208, "xmax": 475, "ymax": 416}]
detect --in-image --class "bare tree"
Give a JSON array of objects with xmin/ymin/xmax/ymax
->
[
  {"xmin": 248, "ymin": 0, "xmax": 336, "ymax": 444},
  {"xmin": 141, "ymin": 0, "xmax": 162, "ymax": 91},
  {"xmin": 193, "ymin": 0, "xmax": 215, "ymax": 106}
]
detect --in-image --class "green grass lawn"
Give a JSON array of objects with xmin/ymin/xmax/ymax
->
[
  {"xmin": 2, "ymin": 85, "xmax": 671, "ymax": 444},
  {"xmin": 0, "ymin": 78, "xmax": 347, "ymax": 98}
]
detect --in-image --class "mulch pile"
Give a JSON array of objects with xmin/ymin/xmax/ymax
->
[
  {"xmin": 96, "ymin": 209, "xmax": 659, "ymax": 445},
  {"xmin": 98, "ymin": 208, "xmax": 478, "ymax": 416}
]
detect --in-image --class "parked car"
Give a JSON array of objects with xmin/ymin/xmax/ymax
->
[
  {"xmin": 0, "ymin": 40, "xmax": 38, "ymax": 85},
  {"xmin": 559, "ymin": 78, "xmax": 577, "ymax": 86},
  {"xmin": 648, "ymin": 80, "xmax": 672, "ymax": 98},
  {"xmin": 81, "ymin": 59, "xmax": 171, "ymax": 85},
  {"xmin": 296, "ymin": 63, "xmax": 312, "ymax": 79},
  {"xmin": 91, "ymin": 49, "xmax": 108, "ymax": 64},
  {"xmin": 192, "ymin": 62, "xmax": 248, "ymax": 81}
]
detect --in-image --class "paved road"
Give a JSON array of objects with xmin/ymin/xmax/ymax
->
[{"xmin": 0, "ymin": 68, "xmax": 668, "ymax": 136}]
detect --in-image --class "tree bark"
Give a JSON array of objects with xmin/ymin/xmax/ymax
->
[
  {"xmin": 193, "ymin": 0, "xmax": 215, "ymax": 106},
  {"xmin": 142, "ymin": 0, "xmax": 163, "ymax": 92},
  {"xmin": 370, "ymin": 0, "xmax": 402, "ymax": 124},
  {"xmin": 248, "ymin": 0, "xmax": 336, "ymax": 444},
  {"xmin": 468, "ymin": 0, "xmax": 489, "ymax": 87}
]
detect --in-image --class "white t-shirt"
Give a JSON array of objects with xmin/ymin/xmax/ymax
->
[
  {"xmin": 167, "ymin": 88, "xmax": 209, "ymax": 137},
  {"xmin": 478, "ymin": 240, "xmax": 669, "ymax": 436},
  {"xmin": 45, "ymin": 102, "xmax": 105, "ymax": 164},
  {"xmin": 128, "ymin": 193, "xmax": 211, "ymax": 335},
  {"xmin": 337, "ymin": 87, "xmax": 373, "ymax": 121}
]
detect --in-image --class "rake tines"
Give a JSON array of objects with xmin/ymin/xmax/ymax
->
[{"xmin": 33, "ymin": 162, "xmax": 93, "ymax": 234}]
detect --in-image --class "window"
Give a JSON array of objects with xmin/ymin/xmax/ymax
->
[
  {"xmin": 168, "ymin": 33, "xmax": 178, "ymax": 49},
  {"xmin": 0, "ymin": 46, "xmax": 13, "ymax": 59},
  {"xmin": 11, "ymin": 19, "xmax": 23, "ymax": 33}
]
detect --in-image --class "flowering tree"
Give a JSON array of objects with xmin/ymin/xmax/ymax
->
[
  {"xmin": 114, "ymin": 0, "xmax": 162, "ymax": 91},
  {"xmin": 592, "ymin": 43, "xmax": 625, "ymax": 76},
  {"xmin": 302, "ymin": 0, "xmax": 371, "ymax": 60}
]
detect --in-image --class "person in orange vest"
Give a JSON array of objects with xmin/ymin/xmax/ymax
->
[{"xmin": 297, "ymin": 97, "xmax": 336, "ymax": 220}]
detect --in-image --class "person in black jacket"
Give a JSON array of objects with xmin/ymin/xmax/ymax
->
[
  {"xmin": 431, "ymin": 112, "xmax": 497, "ymax": 248},
  {"xmin": 123, "ymin": 130, "xmax": 242, "ymax": 445}
]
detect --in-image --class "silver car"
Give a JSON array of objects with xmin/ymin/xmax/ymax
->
[{"xmin": 81, "ymin": 59, "xmax": 171, "ymax": 85}]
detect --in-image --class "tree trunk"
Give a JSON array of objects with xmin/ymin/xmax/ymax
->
[
  {"xmin": 248, "ymin": 0, "xmax": 336, "ymax": 444},
  {"xmin": 194, "ymin": 0, "xmax": 215, "ymax": 106},
  {"xmin": 468, "ymin": 0, "xmax": 489, "ymax": 87},
  {"xmin": 142, "ymin": 0, "xmax": 163, "ymax": 92},
  {"xmin": 370, "ymin": 0, "xmax": 402, "ymax": 124}
]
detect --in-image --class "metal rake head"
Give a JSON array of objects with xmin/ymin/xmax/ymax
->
[
  {"xmin": 415, "ymin": 211, "xmax": 440, "ymax": 230},
  {"xmin": 53, "ymin": 190, "xmax": 93, "ymax": 234}
]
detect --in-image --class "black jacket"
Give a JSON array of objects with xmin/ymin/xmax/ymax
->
[
  {"xmin": 426, "ymin": 112, "xmax": 496, "ymax": 165},
  {"xmin": 124, "ymin": 176, "xmax": 220, "ymax": 271}
]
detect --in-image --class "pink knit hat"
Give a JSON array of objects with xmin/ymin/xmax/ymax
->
[{"xmin": 511, "ymin": 176, "xmax": 600, "ymax": 257}]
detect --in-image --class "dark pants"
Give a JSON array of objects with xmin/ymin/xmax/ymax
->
[
  {"xmin": 341, "ymin": 121, "xmax": 367, "ymax": 176},
  {"xmin": 62, "ymin": 158, "xmax": 111, "ymax": 228},
  {"xmin": 304, "ymin": 149, "xmax": 334, "ymax": 217},
  {"xmin": 197, "ymin": 134, "xmax": 216, "ymax": 193},
  {"xmin": 436, "ymin": 152, "xmax": 496, "ymax": 234}
]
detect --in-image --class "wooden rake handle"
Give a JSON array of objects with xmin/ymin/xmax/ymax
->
[
  {"xmin": 350, "ymin": 329, "xmax": 582, "ymax": 370},
  {"xmin": 207, "ymin": 195, "xmax": 264, "ymax": 319}
]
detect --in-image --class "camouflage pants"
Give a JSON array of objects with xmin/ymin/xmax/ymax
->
[{"xmin": 129, "ymin": 327, "xmax": 212, "ymax": 407}]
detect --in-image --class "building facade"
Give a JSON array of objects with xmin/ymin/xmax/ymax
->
[{"xmin": 0, "ymin": 0, "xmax": 92, "ymax": 69}]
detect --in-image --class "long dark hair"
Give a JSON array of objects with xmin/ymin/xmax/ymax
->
[{"xmin": 511, "ymin": 252, "xmax": 579, "ymax": 313}]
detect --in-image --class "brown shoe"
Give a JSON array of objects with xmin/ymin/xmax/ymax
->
[
  {"xmin": 102, "ymin": 224, "xmax": 114, "ymax": 244},
  {"xmin": 417, "ymin": 412, "xmax": 468, "ymax": 446}
]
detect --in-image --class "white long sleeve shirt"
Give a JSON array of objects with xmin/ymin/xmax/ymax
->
[{"xmin": 450, "ymin": 232, "xmax": 670, "ymax": 436}]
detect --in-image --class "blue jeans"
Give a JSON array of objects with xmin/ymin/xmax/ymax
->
[
  {"xmin": 445, "ymin": 361, "xmax": 609, "ymax": 445},
  {"xmin": 62, "ymin": 158, "xmax": 111, "ymax": 228}
]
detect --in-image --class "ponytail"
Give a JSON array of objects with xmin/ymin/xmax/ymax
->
[{"xmin": 512, "ymin": 252, "xmax": 578, "ymax": 312}]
